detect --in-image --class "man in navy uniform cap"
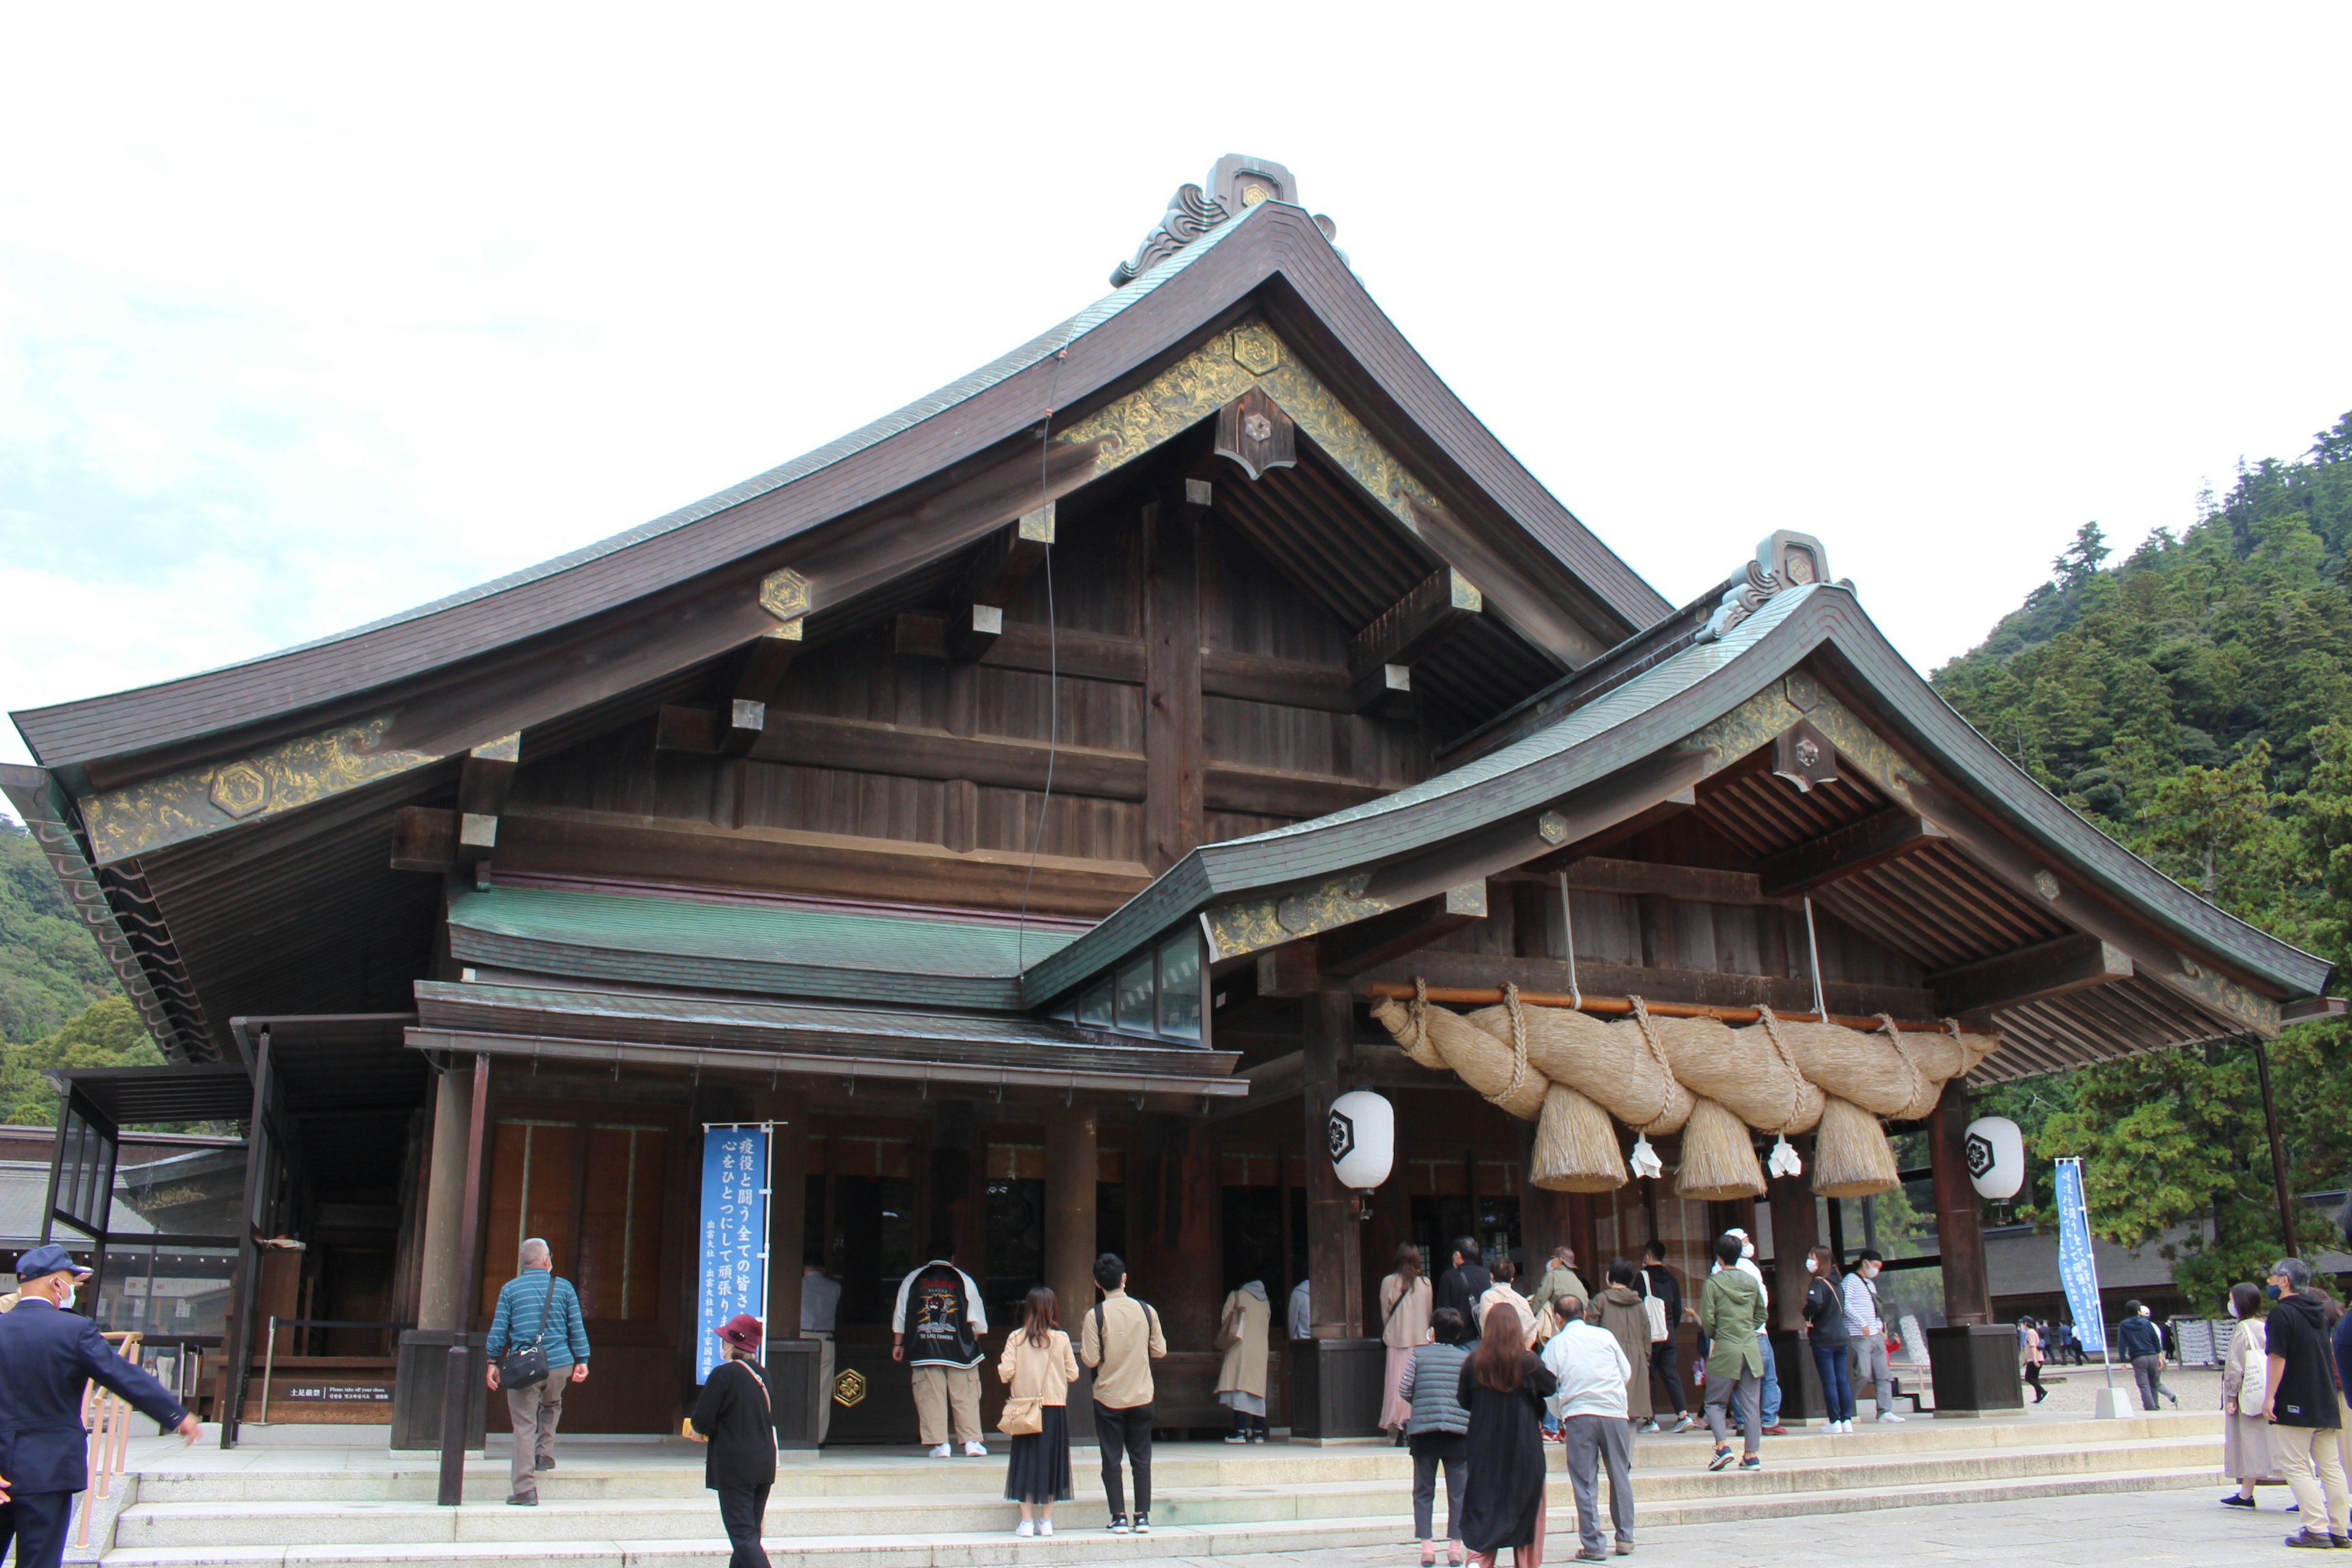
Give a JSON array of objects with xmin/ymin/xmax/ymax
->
[{"xmin": 0, "ymin": 1243, "xmax": 200, "ymax": 1568}]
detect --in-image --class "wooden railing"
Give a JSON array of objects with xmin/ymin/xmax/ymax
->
[{"xmin": 73, "ymin": 1330, "xmax": 145, "ymax": 1551}]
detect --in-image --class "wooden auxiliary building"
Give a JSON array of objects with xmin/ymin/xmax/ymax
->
[{"xmin": 4, "ymin": 154, "xmax": 2335, "ymax": 1446}]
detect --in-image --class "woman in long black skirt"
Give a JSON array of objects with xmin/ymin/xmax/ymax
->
[
  {"xmin": 1457, "ymin": 1300, "xmax": 1558, "ymax": 1568},
  {"xmin": 997, "ymin": 1284, "xmax": 1080, "ymax": 1537}
]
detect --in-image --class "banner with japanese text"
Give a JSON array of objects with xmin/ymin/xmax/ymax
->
[
  {"xmin": 2053, "ymin": 1156, "xmax": 2107, "ymax": 1357},
  {"xmin": 696, "ymin": 1125, "xmax": 769, "ymax": 1383}
]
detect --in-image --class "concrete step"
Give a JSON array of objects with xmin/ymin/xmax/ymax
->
[
  {"xmin": 92, "ymin": 1466, "xmax": 2230, "ymax": 1568},
  {"xmin": 109, "ymin": 1434, "xmax": 2222, "ymax": 1550}
]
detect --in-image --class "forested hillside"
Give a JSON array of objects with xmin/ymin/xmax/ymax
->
[
  {"xmin": 1938, "ymin": 410, "xmax": 2352, "ymax": 1297},
  {"xmin": 0, "ymin": 821, "xmax": 159, "ymax": 1124}
]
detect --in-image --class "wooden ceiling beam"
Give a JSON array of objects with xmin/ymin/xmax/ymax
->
[
  {"xmin": 453, "ymin": 733, "xmax": 520, "ymax": 861},
  {"xmin": 948, "ymin": 505, "xmax": 1056, "ymax": 662},
  {"xmin": 1346, "ymin": 567, "xmax": 1482, "ymax": 715},
  {"xmin": 1317, "ymin": 881, "xmax": 1488, "ymax": 978},
  {"xmin": 1928, "ymin": 933, "xmax": 2134, "ymax": 1019},
  {"xmin": 1755, "ymin": 807, "xmax": 1948, "ymax": 899},
  {"xmin": 720, "ymin": 621, "xmax": 805, "ymax": 756}
]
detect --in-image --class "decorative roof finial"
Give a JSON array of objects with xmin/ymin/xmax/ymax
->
[{"xmin": 1110, "ymin": 154, "xmax": 1341, "ymax": 286}]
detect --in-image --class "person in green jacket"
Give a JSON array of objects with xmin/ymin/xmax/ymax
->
[{"xmin": 1697, "ymin": 1232, "xmax": 1765, "ymax": 1473}]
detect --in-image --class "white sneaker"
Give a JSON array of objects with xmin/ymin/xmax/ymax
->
[
  {"xmin": 1877, "ymin": 1411, "xmax": 1906, "ymax": 1423},
  {"xmin": 1039, "ymin": 1522, "xmax": 1054, "ymax": 1537},
  {"xmin": 1016, "ymin": 1521, "xmax": 1036, "ymax": 1538},
  {"xmin": 965, "ymin": 1442, "xmax": 989, "ymax": 1457},
  {"xmin": 930, "ymin": 1442, "xmax": 953, "ymax": 1457}
]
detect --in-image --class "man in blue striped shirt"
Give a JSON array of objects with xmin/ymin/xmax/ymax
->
[{"xmin": 484, "ymin": 1237, "xmax": 592, "ymax": 1505}]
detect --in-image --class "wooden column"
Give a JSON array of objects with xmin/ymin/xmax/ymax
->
[
  {"xmin": 1516, "ymin": 1119, "xmax": 1575, "ymax": 1298},
  {"xmin": 1046, "ymin": 1100, "xmax": 1099, "ymax": 1325},
  {"xmin": 1304, "ymin": 992, "xmax": 1363, "ymax": 1336},
  {"xmin": 1143, "ymin": 498, "xmax": 1204, "ymax": 873},
  {"xmin": 437, "ymin": 1054, "xmax": 491, "ymax": 1507},
  {"xmin": 1132, "ymin": 1115, "xmax": 1218, "ymax": 1349},
  {"xmin": 767, "ymin": 1090, "xmax": 810, "ymax": 1346},
  {"xmin": 1766, "ymin": 1138, "xmax": 1817, "ymax": 1333},
  {"xmin": 1930, "ymin": 1079, "xmax": 1992, "ymax": 1324},
  {"xmin": 415, "ymin": 1065, "xmax": 472, "ymax": 1333}
]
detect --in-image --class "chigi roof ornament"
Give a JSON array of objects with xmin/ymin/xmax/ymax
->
[
  {"xmin": 1697, "ymin": 530, "xmax": 1842, "ymax": 642},
  {"xmin": 1110, "ymin": 154, "xmax": 1343, "ymax": 285}
]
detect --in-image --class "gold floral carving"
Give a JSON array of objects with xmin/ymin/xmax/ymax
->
[
  {"xmin": 83, "ymin": 717, "xmax": 441, "ymax": 865},
  {"xmin": 1202, "ymin": 872, "xmax": 1391, "ymax": 963},
  {"xmin": 1058, "ymin": 320, "xmax": 1450, "ymax": 538}
]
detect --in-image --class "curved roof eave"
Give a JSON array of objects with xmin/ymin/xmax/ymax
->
[
  {"xmin": 1025, "ymin": 583, "xmax": 2330, "ymax": 1005},
  {"xmin": 15, "ymin": 200, "xmax": 1665, "ymax": 772}
]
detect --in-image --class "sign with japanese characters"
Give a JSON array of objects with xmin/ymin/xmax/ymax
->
[{"xmin": 696, "ymin": 1124, "xmax": 769, "ymax": 1383}]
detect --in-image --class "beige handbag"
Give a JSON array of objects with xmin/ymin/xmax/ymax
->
[{"xmin": 998, "ymin": 1396, "xmax": 1045, "ymax": 1436}]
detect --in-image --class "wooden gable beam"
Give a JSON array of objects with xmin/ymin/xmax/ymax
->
[
  {"xmin": 1348, "ymin": 567, "xmax": 1482, "ymax": 715},
  {"xmin": 721, "ymin": 620, "xmax": 805, "ymax": 756},
  {"xmin": 1929, "ymin": 933, "xmax": 2135, "ymax": 1019},
  {"xmin": 948, "ymin": 505, "xmax": 1055, "ymax": 662},
  {"xmin": 1317, "ymin": 881, "xmax": 1488, "ymax": 978},
  {"xmin": 453, "ymin": 733, "xmax": 520, "ymax": 860},
  {"xmin": 1755, "ymin": 807, "xmax": 1947, "ymax": 898}
]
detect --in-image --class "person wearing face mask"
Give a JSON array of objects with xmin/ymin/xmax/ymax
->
[
  {"xmin": 2263, "ymin": 1257, "xmax": 2350, "ymax": 1548},
  {"xmin": 1839, "ymin": 1248, "xmax": 1904, "ymax": 1423},
  {"xmin": 1799, "ymin": 1246, "xmax": 1855, "ymax": 1431},
  {"xmin": 1711, "ymin": 1229, "xmax": 1784, "ymax": 1435},
  {"xmin": 2218, "ymin": 1281, "xmax": 2274, "ymax": 1509},
  {"xmin": 0, "ymin": 1244, "xmax": 202, "ymax": 1568}
]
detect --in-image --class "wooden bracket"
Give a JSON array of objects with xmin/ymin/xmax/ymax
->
[
  {"xmin": 454, "ymin": 734, "xmax": 519, "ymax": 861},
  {"xmin": 1756, "ymin": 807, "xmax": 1947, "ymax": 898},
  {"xmin": 1347, "ymin": 567, "xmax": 1481, "ymax": 714},
  {"xmin": 1318, "ymin": 881, "xmax": 1488, "ymax": 978},
  {"xmin": 948, "ymin": 506, "xmax": 1055, "ymax": 662},
  {"xmin": 724, "ymin": 620, "xmax": 804, "ymax": 755},
  {"xmin": 1928, "ymin": 933, "xmax": 2133, "ymax": 1018}
]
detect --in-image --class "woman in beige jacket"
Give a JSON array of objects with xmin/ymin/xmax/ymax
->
[
  {"xmin": 2218, "ymin": 1281, "xmax": 2275, "ymax": 1509},
  {"xmin": 1381, "ymin": 1243, "xmax": 1436, "ymax": 1436},
  {"xmin": 1215, "ymin": 1279, "xmax": 1273, "ymax": 1442},
  {"xmin": 997, "ymin": 1286, "xmax": 1080, "ymax": 1536},
  {"xmin": 1474, "ymin": 1257, "xmax": 1540, "ymax": 1349}
]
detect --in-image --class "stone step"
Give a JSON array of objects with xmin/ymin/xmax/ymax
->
[
  {"xmin": 93, "ymin": 1466, "xmax": 2227, "ymax": 1568},
  {"xmin": 110, "ymin": 1435, "xmax": 2220, "ymax": 1550},
  {"xmin": 126, "ymin": 1411, "xmax": 2222, "ymax": 1506}
]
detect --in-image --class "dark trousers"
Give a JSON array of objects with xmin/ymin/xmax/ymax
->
[
  {"xmin": 1812, "ymin": 1341, "xmax": 1855, "ymax": 1422},
  {"xmin": 1649, "ymin": 1332, "xmax": 1686, "ymax": 1414},
  {"xmin": 2131, "ymin": 1354, "xmax": 2171, "ymax": 1411},
  {"xmin": 1093, "ymin": 1400, "xmax": 1153, "ymax": 1518},
  {"xmin": 1409, "ymin": 1431, "xmax": 1466, "ymax": 1540},
  {"xmin": 0, "ymin": 1491, "xmax": 75, "ymax": 1568},
  {"xmin": 716, "ymin": 1482, "xmax": 772, "ymax": 1568},
  {"xmin": 2024, "ymin": 1362, "xmax": 2045, "ymax": 1399}
]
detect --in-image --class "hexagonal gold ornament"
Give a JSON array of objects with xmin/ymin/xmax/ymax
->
[
  {"xmin": 758, "ymin": 568, "xmax": 812, "ymax": 622},
  {"xmin": 208, "ymin": 761, "xmax": 271, "ymax": 820},
  {"xmin": 1231, "ymin": 323, "xmax": 1282, "ymax": 377}
]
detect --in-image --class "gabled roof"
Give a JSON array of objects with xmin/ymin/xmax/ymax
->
[
  {"xmin": 14, "ymin": 197, "xmax": 1665, "ymax": 783},
  {"xmin": 1024, "ymin": 575, "xmax": 2331, "ymax": 1076}
]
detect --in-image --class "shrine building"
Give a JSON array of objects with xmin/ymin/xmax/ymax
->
[{"xmin": 4, "ymin": 154, "xmax": 2334, "ymax": 1448}]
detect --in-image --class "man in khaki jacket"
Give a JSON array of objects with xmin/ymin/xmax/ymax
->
[{"xmin": 1079, "ymin": 1252, "xmax": 1166, "ymax": 1534}]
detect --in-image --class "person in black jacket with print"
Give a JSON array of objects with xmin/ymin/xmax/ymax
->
[
  {"xmin": 2266, "ymin": 1259, "xmax": 2349, "ymax": 1549},
  {"xmin": 691, "ymin": 1313, "xmax": 777, "ymax": 1568}
]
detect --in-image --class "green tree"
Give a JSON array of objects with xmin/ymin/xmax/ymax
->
[
  {"xmin": 0, "ymin": 821, "xmax": 117, "ymax": 1042},
  {"xmin": 0, "ymin": 997, "xmax": 164, "ymax": 1128}
]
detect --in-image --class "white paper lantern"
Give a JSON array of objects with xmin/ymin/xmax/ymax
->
[
  {"xmin": 1329, "ymin": 1090, "xmax": 1395, "ymax": 1192},
  {"xmin": 1964, "ymin": 1115, "xmax": 2024, "ymax": 1200}
]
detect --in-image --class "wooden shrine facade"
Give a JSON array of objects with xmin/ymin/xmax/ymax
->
[{"xmin": 4, "ymin": 155, "xmax": 2336, "ymax": 1446}]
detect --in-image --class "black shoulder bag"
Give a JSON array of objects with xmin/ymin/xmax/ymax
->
[{"xmin": 498, "ymin": 1271, "xmax": 559, "ymax": 1391}]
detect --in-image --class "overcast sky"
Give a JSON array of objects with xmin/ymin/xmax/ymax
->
[{"xmin": 6, "ymin": 6, "xmax": 2350, "ymax": 794}]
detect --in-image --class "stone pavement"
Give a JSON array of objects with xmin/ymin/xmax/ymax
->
[{"xmin": 1068, "ymin": 1483, "xmax": 2301, "ymax": 1567}]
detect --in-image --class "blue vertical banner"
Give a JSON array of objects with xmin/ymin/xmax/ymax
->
[
  {"xmin": 2053, "ymin": 1156, "xmax": 2107, "ymax": 1356},
  {"xmin": 697, "ymin": 1124, "xmax": 769, "ymax": 1383}
]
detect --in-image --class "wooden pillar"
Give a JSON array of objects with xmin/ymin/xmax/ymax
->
[
  {"xmin": 1766, "ymin": 1138, "xmax": 1817, "ymax": 1333},
  {"xmin": 1143, "ymin": 497, "xmax": 1204, "ymax": 873},
  {"xmin": 1132, "ymin": 1115, "xmax": 1217, "ymax": 1349},
  {"xmin": 1046, "ymin": 1101, "xmax": 1099, "ymax": 1325},
  {"xmin": 1304, "ymin": 992, "xmax": 1363, "ymax": 1336},
  {"xmin": 1930, "ymin": 1079, "xmax": 1991, "ymax": 1324},
  {"xmin": 767, "ymin": 1090, "xmax": 810, "ymax": 1346},
  {"xmin": 416, "ymin": 1066, "xmax": 472, "ymax": 1333},
  {"xmin": 1515, "ymin": 1119, "xmax": 1574, "ymax": 1296},
  {"xmin": 437, "ymin": 1054, "xmax": 491, "ymax": 1507}
]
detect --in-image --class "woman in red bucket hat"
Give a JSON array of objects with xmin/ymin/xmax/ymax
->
[{"xmin": 690, "ymin": 1313, "xmax": 776, "ymax": 1568}]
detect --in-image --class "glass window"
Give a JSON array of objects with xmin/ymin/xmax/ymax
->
[
  {"xmin": 1114, "ymin": 960, "xmax": 1155, "ymax": 1034},
  {"xmin": 1156, "ymin": 936, "xmax": 1202, "ymax": 1039},
  {"xmin": 1077, "ymin": 982, "xmax": 1114, "ymax": 1029},
  {"xmin": 90, "ymin": 1241, "xmax": 236, "ymax": 1340}
]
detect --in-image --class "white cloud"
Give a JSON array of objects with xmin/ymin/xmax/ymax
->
[{"xmin": 4, "ymin": 2, "xmax": 2350, "ymax": 796}]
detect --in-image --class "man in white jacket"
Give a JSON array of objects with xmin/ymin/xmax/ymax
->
[{"xmin": 1540, "ymin": 1295, "xmax": 1635, "ymax": 1561}]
